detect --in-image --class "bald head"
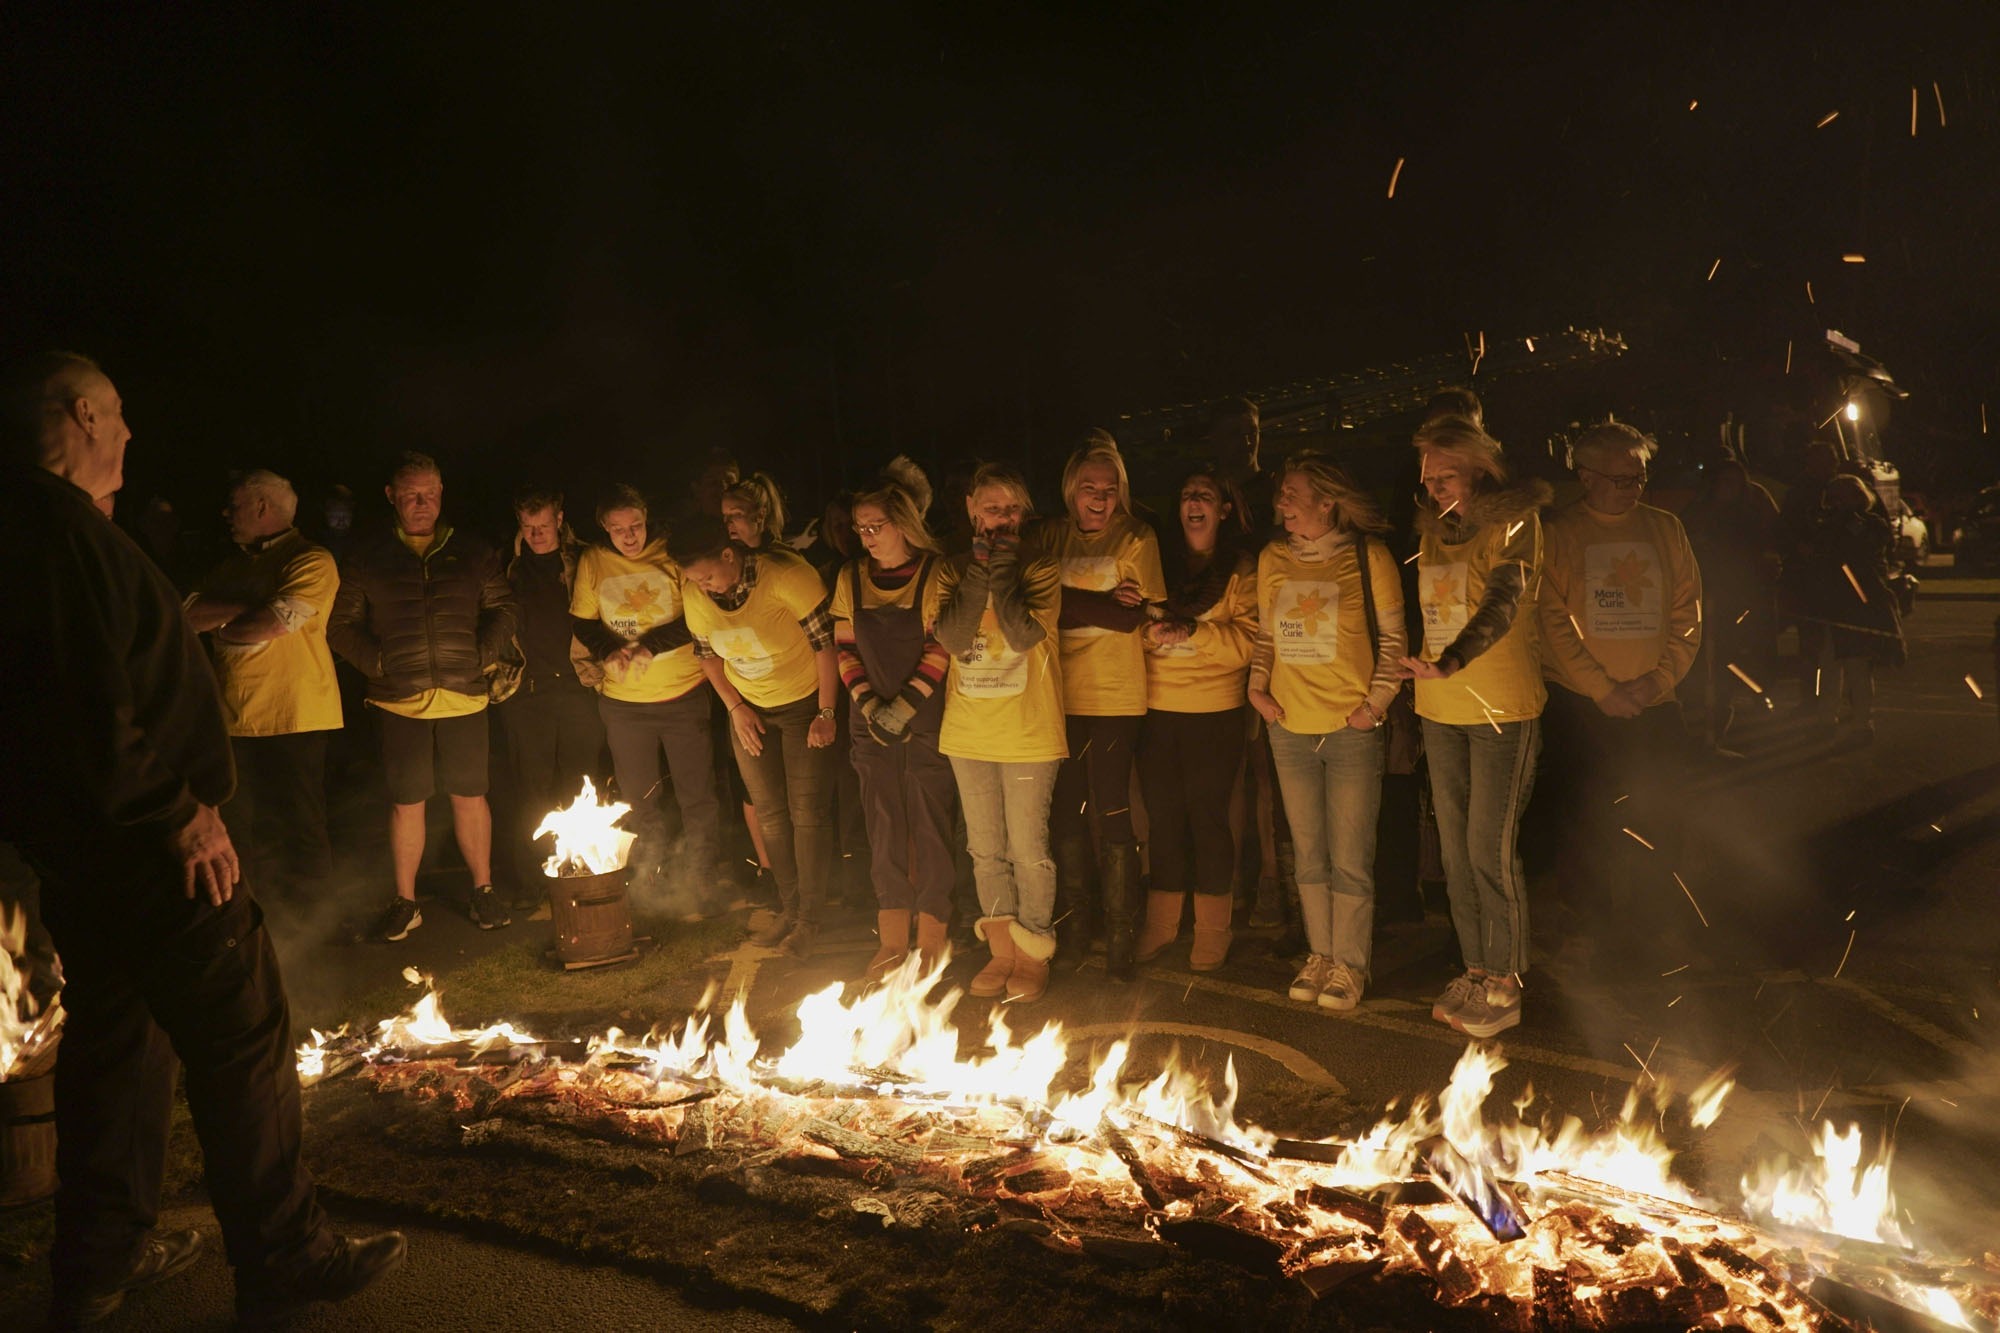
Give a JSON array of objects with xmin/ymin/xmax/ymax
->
[{"xmin": 2, "ymin": 351, "xmax": 130, "ymax": 499}]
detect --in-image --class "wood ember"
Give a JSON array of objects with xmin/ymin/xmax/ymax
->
[
  {"xmin": 1095, "ymin": 1118, "xmax": 1166, "ymax": 1210},
  {"xmin": 1298, "ymin": 1183, "xmax": 1386, "ymax": 1232},
  {"xmin": 1392, "ymin": 1210, "xmax": 1480, "ymax": 1305},
  {"xmin": 799, "ymin": 1116, "xmax": 924, "ymax": 1167},
  {"xmin": 1531, "ymin": 1265, "xmax": 1573, "ymax": 1331},
  {"xmin": 999, "ymin": 1165, "xmax": 1072, "ymax": 1196}
]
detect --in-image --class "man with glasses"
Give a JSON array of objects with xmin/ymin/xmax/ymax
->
[{"xmin": 1537, "ymin": 422, "xmax": 1703, "ymax": 963}]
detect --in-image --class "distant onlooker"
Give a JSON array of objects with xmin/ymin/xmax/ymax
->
[
  {"xmin": 498, "ymin": 485, "xmax": 605, "ymax": 910},
  {"xmin": 184, "ymin": 470, "xmax": 344, "ymax": 897},
  {"xmin": 327, "ymin": 452, "xmax": 518, "ymax": 940},
  {"xmin": 1798, "ymin": 474, "xmax": 1905, "ymax": 747},
  {"xmin": 1209, "ymin": 397, "xmax": 1270, "ymax": 537},
  {"xmin": 721, "ymin": 472, "xmax": 787, "ymax": 550},
  {"xmin": 1422, "ymin": 385, "xmax": 1485, "ymax": 430},
  {"xmin": 1681, "ymin": 457, "xmax": 1780, "ymax": 751}
]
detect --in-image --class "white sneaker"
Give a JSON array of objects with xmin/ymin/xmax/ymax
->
[
  {"xmin": 1454, "ymin": 975, "xmax": 1522, "ymax": 1038},
  {"xmin": 1432, "ymin": 970, "xmax": 1482, "ymax": 1026},
  {"xmin": 1288, "ymin": 954, "xmax": 1333, "ymax": 1002},
  {"xmin": 1317, "ymin": 961, "xmax": 1364, "ymax": 1011}
]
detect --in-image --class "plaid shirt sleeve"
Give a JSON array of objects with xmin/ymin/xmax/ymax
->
[
  {"xmin": 691, "ymin": 630, "xmax": 717, "ymax": 660},
  {"xmin": 799, "ymin": 598, "xmax": 835, "ymax": 652}
]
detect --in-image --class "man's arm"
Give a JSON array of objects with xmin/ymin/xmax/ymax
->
[
  {"xmin": 476, "ymin": 547, "xmax": 519, "ymax": 667},
  {"xmin": 326, "ymin": 560, "xmax": 384, "ymax": 676}
]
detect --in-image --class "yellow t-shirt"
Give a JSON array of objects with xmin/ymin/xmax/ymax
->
[
  {"xmin": 934, "ymin": 550, "xmax": 1067, "ymax": 764},
  {"xmin": 570, "ymin": 539, "xmax": 706, "ymax": 703},
  {"xmin": 198, "ymin": 531, "xmax": 344, "ymax": 737},
  {"xmin": 1258, "ymin": 537, "xmax": 1402, "ymax": 735},
  {"xmin": 372, "ymin": 527, "xmax": 487, "ymax": 719},
  {"xmin": 682, "ymin": 546, "xmax": 827, "ymax": 708},
  {"xmin": 827, "ymin": 556, "xmax": 945, "ymax": 625},
  {"xmin": 1145, "ymin": 558, "xmax": 1257, "ymax": 714},
  {"xmin": 1414, "ymin": 513, "xmax": 1546, "ymax": 726},
  {"xmin": 1030, "ymin": 512, "xmax": 1166, "ymax": 717},
  {"xmin": 1539, "ymin": 501, "xmax": 1703, "ymax": 703}
]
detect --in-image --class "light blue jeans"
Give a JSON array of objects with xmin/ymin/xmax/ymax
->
[
  {"xmin": 1422, "ymin": 716, "xmax": 1540, "ymax": 977},
  {"xmin": 948, "ymin": 757, "xmax": 1061, "ymax": 937},
  {"xmin": 1268, "ymin": 722, "xmax": 1384, "ymax": 975}
]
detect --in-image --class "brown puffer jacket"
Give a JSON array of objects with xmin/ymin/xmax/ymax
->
[{"xmin": 328, "ymin": 526, "xmax": 518, "ymax": 701}]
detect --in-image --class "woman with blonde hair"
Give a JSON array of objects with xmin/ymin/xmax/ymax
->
[
  {"xmin": 1030, "ymin": 430, "xmax": 1166, "ymax": 981},
  {"xmin": 1245, "ymin": 453, "xmax": 1406, "ymax": 1010},
  {"xmin": 830, "ymin": 457, "xmax": 956, "ymax": 977},
  {"xmin": 933, "ymin": 463, "xmax": 1067, "ymax": 1002},
  {"xmin": 722, "ymin": 472, "xmax": 787, "ymax": 550},
  {"xmin": 1398, "ymin": 417, "xmax": 1551, "ymax": 1038},
  {"xmin": 1135, "ymin": 464, "xmax": 1259, "ymax": 972}
]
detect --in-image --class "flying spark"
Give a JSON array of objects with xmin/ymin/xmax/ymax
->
[
  {"xmin": 1726, "ymin": 663, "xmax": 1763, "ymax": 694},
  {"xmin": 1841, "ymin": 564, "xmax": 1867, "ymax": 601},
  {"xmin": 1815, "ymin": 667, "xmax": 1822, "ymax": 696},
  {"xmin": 1525, "ymin": 336, "xmax": 1535, "ymax": 351},
  {"xmin": 1815, "ymin": 110, "xmax": 1839, "ymax": 129},
  {"xmin": 1386, "ymin": 156, "xmax": 1404, "ymax": 198},
  {"xmin": 1933, "ymin": 80, "xmax": 1946, "ymax": 126},
  {"xmin": 1403, "ymin": 550, "xmax": 1419, "ymax": 564},
  {"xmin": 1844, "ymin": 910, "xmax": 1856, "ymax": 922},
  {"xmin": 1833, "ymin": 930, "xmax": 1856, "ymax": 979},
  {"xmin": 1622, "ymin": 827, "xmax": 1656, "ymax": 851},
  {"xmin": 1784, "ymin": 340, "xmax": 1793, "ymax": 374},
  {"xmin": 1706, "ymin": 257, "xmax": 1721, "ymax": 281},
  {"xmin": 1567, "ymin": 613, "xmax": 1584, "ymax": 638},
  {"xmin": 1662, "ymin": 963, "xmax": 1690, "ymax": 976},
  {"xmin": 1841, "ymin": 253, "xmax": 1867, "ymax": 264},
  {"xmin": 1806, "ymin": 280, "xmax": 1815, "ymax": 304},
  {"xmin": 1965, "ymin": 674, "xmax": 1983, "ymax": 699},
  {"xmin": 1505, "ymin": 521, "xmax": 1524, "ymax": 540},
  {"xmin": 1735, "ymin": 610, "xmax": 1750, "ymax": 625},
  {"xmin": 1669, "ymin": 995, "xmax": 1682, "ymax": 1007},
  {"xmin": 1688, "ymin": 98, "xmax": 1698, "ymax": 111},
  {"xmin": 1930, "ymin": 823, "xmax": 1942, "ymax": 833},
  {"xmin": 1910, "ymin": 86, "xmax": 1918, "ymax": 136},
  {"xmin": 1613, "ymin": 793, "xmax": 1629, "ymax": 805},
  {"xmin": 1673, "ymin": 872, "xmax": 1709, "ymax": 927}
]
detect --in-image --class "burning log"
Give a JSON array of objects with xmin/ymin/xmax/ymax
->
[
  {"xmin": 1390, "ymin": 1210, "xmax": 1481, "ymax": 1305},
  {"xmin": 1809, "ymin": 1274, "xmax": 1973, "ymax": 1333},
  {"xmin": 1297, "ymin": 1183, "xmax": 1387, "ymax": 1232},
  {"xmin": 1095, "ymin": 1117, "xmax": 1167, "ymax": 1209},
  {"xmin": 799, "ymin": 1116, "xmax": 925, "ymax": 1169}
]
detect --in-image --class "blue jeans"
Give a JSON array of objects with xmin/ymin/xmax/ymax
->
[
  {"xmin": 1422, "ymin": 716, "xmax": 1540, "ymax": 977},
  {"xmin": 948, "ymin": 757, "xmax": 1060, "ymax": 938},
  {"xmin": 1268, "ymin": 721, "xmax": 1384, "ymax": 974}
]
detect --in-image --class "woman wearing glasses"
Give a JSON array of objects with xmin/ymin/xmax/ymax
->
[
  {"xmin": 829, "ymin": 458, "xmax": 954, "ymax": 978},
  {"xmin": 1399, "ymin": 416, "xmax": 1551, "ymax": 1038}
]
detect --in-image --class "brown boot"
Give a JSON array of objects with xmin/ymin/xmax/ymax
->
[
  {"xmin": 1134, "ymin": 891, "xmax": 1185, "ymax": 964},
  {"xmin": 915, "ymin": 912, "xmax": 949, "ymax": 973},
  {"xmin": 865, "ymin": 909, "xmax": 911, "ymax": 979},
  {"xmin": 1006, "ymin": 921, "xmax": 1056, "ymax": 1002},
  {"xmin": 1189, "ymin": 892, "xmax": 1234, "ymax": 972},
  {"xmin": 970, "ymin": 916, "xmax": 1015, "ymax": 997}
]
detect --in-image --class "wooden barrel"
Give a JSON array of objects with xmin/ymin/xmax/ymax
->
[
  {"xmin": 0, "ymin": 1071, "xmax": 57, "ymax": 1207},
  {"xmin": 545, "ymin": 866, "xmax": 635, "ymax": 966}
]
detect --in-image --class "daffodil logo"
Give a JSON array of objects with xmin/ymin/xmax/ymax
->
[
  {"xmin": 1428, "ymin": 569, "xmax": 1460, "ymax": 606},
  {"xmin": 1287, "ymin": 587, "xmax": 1331, "ymax": 637},
  {"xmin": 614, "ymin": 579, "xmax": 660, "ymax": 618},
  {"xmin": 1605, "ymin": 550, "xmax": 1654, "ymax": 598}
]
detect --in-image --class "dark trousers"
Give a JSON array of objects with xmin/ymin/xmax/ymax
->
[
  {"xmin": 34, "ymin": 846, "xmax": 328, "ymax": 1288},
  {"xmin": 500, "ymin": 683, "xmax": 605, "ymax": 889},
  {"xmin": 600, "ymin": 690, "xmax": 721, "ymax": 879},
  {"xmin": 225, "ymin": 732, "xmax": 331, "ymax": 891},
  {"xmin": 1543, "ymin": 688, "xmax": 1690, "ymax": 946},
  {"xmin": 1137, "ymin": 708, "xmax": 1245, "ymax": 895},
  {"xmin": 1051, "ymin": 714, "xmax": 1143, "ymax": 847},
  {"xmin": 848, "ymin": 724, "xmax": 956, "ymax": 919},
  {"xmin": 730, "ymin": 695, "xmax": 837, "ymax": 925}
]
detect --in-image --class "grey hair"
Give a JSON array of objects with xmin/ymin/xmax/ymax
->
[
  {"xmin": 236, "ymin": 469, "xmax": 299, "ymax": 524},
  {"xmin": 1571, "ymin": 420, "xmax": 1656, "ymax": 470}
]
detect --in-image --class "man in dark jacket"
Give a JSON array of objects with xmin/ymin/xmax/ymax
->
[
  {"xmin": 0, "ymin": 351, "xmax": 403, "ymax": 1325},
  {"xmin": 327, "ymin": 452, "xmax": 517, "ymax": 940},
  {"xmin": 498, "ymin": 485, "xmax": 604, "ymax": 908}
]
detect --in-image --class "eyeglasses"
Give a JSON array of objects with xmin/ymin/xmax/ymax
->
[
  {"xmin": 852, "ymin": 521, "xmax": 889, "ymax": 537},
  {"xmin": 1580, "ymin": 467, "xmax": 1648, "ymax": 490}
]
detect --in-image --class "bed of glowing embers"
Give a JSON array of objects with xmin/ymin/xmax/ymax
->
[{"xmin": 297, "ymin": 956, "xmax": 1999, "ymax": 1331}]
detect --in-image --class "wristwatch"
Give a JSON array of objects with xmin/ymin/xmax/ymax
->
[{"xmin": 816, "ymin": 706, "xmax": 837, "ymax": 721}]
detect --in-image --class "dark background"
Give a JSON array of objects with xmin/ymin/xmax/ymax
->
[{"xmin": 4, "ymin": 1, "xmax": 1996, "ymax": 541}]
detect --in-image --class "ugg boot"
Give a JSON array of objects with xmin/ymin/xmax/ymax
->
[
  {"xmin": 915, "ymin": 912, "xmax": 949, "ymax": 973},
  {"xmin": 1101, "ymin": 842, "xmax": 1141, "ymax": 982},
  {"xmin": 1053, "ymin": 831, "xmax": 1095, "ymax": 968},
  {"xmin": 747, "ymin": 908, "xmax": 795, "ymax": 948},
  {"xmin": 865, "ymin": 909, "xmax": 911, "ymax": 979},
  {"xmin": 1006, "ymin": 921, "xmax": 1056, "ymax": 1002},
  {"xmin": 1135, "ymin": 891, "xmax": 1185, "ymax": 964},
  {"xmin": 970, "ymin": 916, "xmax": 1016, "ymax": 997},
  {"xmin": 1189, "ymin": 892, "xmax": 1234, "ymax": 972}
]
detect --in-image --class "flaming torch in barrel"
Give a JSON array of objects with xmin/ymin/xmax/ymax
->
[{"xmin": 533, "ymin": 778, "xmax": 642, "ymax": 969}]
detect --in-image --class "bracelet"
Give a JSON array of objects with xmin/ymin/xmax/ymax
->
[
  {"xmin": 728, "ymin": 700, "xmax": 746, "ymax": 713},
  {"xmin": 1362, "ymin": 699, "xmax": 1385, "ymax": 724}
]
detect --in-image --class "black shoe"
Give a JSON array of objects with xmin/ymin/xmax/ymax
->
[
  {"xmin": 50, "ymin": 1228, "xmax": 205, "ymax": 1326},
  {"xmin": 468, "ymin": 884, "xmax": 511, "ymax": 930},
  {"xmin": 358, "ymin": 897, "xmax": 421, "ymax": 943},
  {"xmin": 235, "ymin": 1231, "xmax": 408, "ymax": 1328}
]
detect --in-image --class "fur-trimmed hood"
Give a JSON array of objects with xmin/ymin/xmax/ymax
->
[{"xmin": 1416, "ymin": 478, "xmax": 1552, "ymax": 540}]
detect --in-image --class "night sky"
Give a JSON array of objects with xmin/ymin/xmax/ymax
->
[{"xmin": 4, "ymin": 3, "xmax": 1996, "ymax": 527}]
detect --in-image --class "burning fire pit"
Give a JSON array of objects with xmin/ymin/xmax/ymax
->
[
  {"xmin": 1, "ymin": 904, "xmax": 62, "ymax": 1207},
  {"xmin": 533, "ymin": 779, "xmax": 641, "ymax": 970},
  {"xmin": 297, "ymin": 958, "xmax": 2000, "ymax": 1331}
]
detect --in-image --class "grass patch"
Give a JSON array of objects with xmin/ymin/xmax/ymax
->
[{"xmin": 321, "ymin": 914, "xmax": 745, "ymax": 1039}]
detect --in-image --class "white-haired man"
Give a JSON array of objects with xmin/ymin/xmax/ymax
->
[
  {"xmin": 1538, "ymin": 421, "xmax": 1703, "ymax": 958},
  {"xmin": 0, "ymin": 351, "xmax": 403, "ymax": 1324},
  {"xmin": 185, "ymin": 471, "xmax": 343, "ymax": 898}
]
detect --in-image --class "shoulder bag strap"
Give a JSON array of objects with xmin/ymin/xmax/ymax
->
[{"xmin": 1355, "ymin": 531, "xmax": 1381, "ymax": 660}]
